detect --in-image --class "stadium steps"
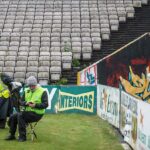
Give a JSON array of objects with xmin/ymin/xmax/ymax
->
[
  {"xmin": 63, "ymin": 1, "xmax": 150, "ymax": 84},
  {"xmin": 52, "ymin": 69, "xmax": 79, "ymax": 85},
  {"xmin": 94, "ymin": 3, "xmax": 150, "ymax": 61}
]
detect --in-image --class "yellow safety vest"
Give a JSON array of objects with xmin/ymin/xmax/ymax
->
[
  {"xmin": 0, "ymin": 78, "xmax": 10, "ymax": 99},
  {"xmin": 25, "ymin": 87, "xmax": 46, "ymax": 115}
]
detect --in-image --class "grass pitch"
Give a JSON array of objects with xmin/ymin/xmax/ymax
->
[{"xmin": 0, "ymin": 114, "xmax": 123, "ymax": 150}]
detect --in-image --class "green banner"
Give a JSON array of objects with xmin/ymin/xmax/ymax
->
[
  {"xmin": 58, "ymin": 86, "xmax": 97, "ymax": 114},
  {"xmin": 43, "ymin": 85, "xmax": 60, "ymax": 113}
]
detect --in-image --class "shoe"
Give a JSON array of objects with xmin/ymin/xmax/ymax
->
[
  {"xmin": 5, "ymin": 135, "xmax": 16, "ymax": 140},
  {"xmin": 18, "ymin": 138, "xmax": 26, "ymax": 142}
]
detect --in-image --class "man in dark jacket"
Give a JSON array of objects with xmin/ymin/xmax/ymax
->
[
  {"xmin": 5, "ymin": 76, "xmax": 48, "ymax": 142},
  {"xmin": 0, "ymin": 73, "xmax": 13, "ymax": 128}
]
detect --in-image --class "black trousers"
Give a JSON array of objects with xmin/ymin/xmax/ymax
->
[
  {"xmin": 0, "ymin": 98, "xmax": 9, "ymax": 128},
  {"xmin": 8, "ymin": 111, "xmax": 43, "ymax": 139}
]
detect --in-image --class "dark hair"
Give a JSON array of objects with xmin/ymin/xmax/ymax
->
[{"xmin": 1, "ymin": 73, "xmax": 13, "ymax": 87}]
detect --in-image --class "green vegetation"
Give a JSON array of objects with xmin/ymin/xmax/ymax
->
[
  {"xmin": 82, "ymin": 64, "xmax": 87, "ymax": 69},
  {"xmin": 55, "ymin": 78, "xmax": 68, "ymax": 85},
  {"xmin": 72, "ymin": 59, "xmax": 80, "ymax": 68},
  {"xmin": 0, "ymin": 114, "xmax": 123, "ymax": 150}
]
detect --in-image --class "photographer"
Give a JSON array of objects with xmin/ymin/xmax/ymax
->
[
  {"xmin": 5, "ymin": 76, "xmax": 48, "ymax": 142},
  {"xmin": 0, "ymin": 73, "xmax": 13, "ymax": 129}
]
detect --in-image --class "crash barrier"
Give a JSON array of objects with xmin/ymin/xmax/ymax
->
[
  {"xmin": 77, "ymin": 32, "xmax": 150, "ymax": 149},
  {"xmin": 40, "ymin": 84, "xmax": 150, "ymax": 149},
  {"xmin": 97, "ymin": 84, "xmax": 150, "ymax": 150}
]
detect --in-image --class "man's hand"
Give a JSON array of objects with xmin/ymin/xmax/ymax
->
[
  {"xmin": 26, "ymin": 102, "xmax": 36, "ymax": 108},
  {"xmin": 29, "ymin": 103, "xmax": 36, "ymax": 108}
]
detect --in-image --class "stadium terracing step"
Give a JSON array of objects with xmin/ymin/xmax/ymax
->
[{"xmin": 63, "ymin": 1, "xmax": 150, "ymax": 84}]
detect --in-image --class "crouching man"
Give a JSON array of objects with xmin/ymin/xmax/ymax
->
[{"xmin": 5, "ymin": 76, "xmax": 48, "ymax": 142}]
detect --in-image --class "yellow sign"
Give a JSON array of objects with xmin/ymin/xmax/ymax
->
[{"xmin": 58, "ymin": 91, "xmax": 94, "ymax": 112}]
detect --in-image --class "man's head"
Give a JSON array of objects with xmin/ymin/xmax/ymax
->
[
  {"xmin": 0, "ymin": 72, "xmax": 13, "ymax": 85},
  {"xmin": 26, "ymin": 76, "xmax": 37, "ymax": 91}
]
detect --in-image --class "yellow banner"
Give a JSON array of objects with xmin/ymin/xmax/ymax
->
[{"xmin": 59, "ymin": 91, "xmax": 94, "ymax": 112}]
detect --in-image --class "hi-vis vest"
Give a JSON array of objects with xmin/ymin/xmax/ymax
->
[
  {"xmin": 25, "ymin": 86, "xmax": 45, "ymax": 115},
  {"xmin": 0, "ymin": 78, "xmax": 10, "ymax": 99}
]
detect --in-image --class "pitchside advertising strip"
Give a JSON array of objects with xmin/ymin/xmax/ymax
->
[
  {"xmin": 58, "ymin": 86, "xmax": 97, "ymax": 114},
  {"xmin": 97, "ymin": 84, "xmax": 120, "ymax": 128},
  {"xmin": 137, "ymin": 100, "xmax": 150, "ymax": 150},
  {"xmin": 43, "ymin": 86, "xmax": 97, "ymax": 114},
  {"xmin": 120, "ymin": 91, "xmax": 138, "ymax": 150},
  {"xmin": 59, "ymin": 91, "xmax": 94, "ymax": 112},
  {"xmin": 120, "ymin": 91, "xmax": 150, "ymax": 150},
  {"xmin": 43, "ymin": 85, "xmax": 60, "ymax": 113}
]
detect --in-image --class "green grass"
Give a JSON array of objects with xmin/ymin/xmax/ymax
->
[{"xmin": 0, "ymin": 114, "xmax": 123, "ymax": 150}]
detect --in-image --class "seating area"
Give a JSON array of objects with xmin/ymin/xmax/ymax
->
[{"xmin": 0, "ymin": 0, "xmax": 148, "ymax": 84}]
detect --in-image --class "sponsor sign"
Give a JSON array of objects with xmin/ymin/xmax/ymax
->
[
  {"xmin": 77, "ymin": 64, "xmax": 97, "ymax": 86},
  {"xmin": 43, "ymin": 86, "xmax": 60, "ymax": 113},
  {"xmin": 120, "ymin": 91, "xmax": 138, "ymax": 149},
  {"xmin": 137, "ymin": 100, "xmax": 150, "ymax": 150},
  {"xmin": 59, "ymin": 91, "xmax": 94, "ymax": 112},
  {"xmin": 58, "ymin": 86, "xmax": 97, "ymax": 114},
  {"xmin": 97, "ymin": 84, "xmax": 120, "ymax": 128}
]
